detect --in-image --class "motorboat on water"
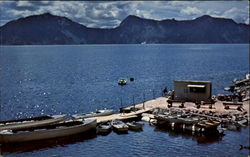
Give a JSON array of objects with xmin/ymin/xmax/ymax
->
[{"xmin": 118, "ymin": 79, "xmax": 127, "ymax": 86}]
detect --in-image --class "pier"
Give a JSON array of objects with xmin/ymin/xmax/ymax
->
[
  {"xmin": 81, "ymin": 94, "xmax": 249, "ymax": 143},
  {"xmin": 86, "ymin": 108, "xmax": 152, "ymax": 124},
  {"xmin": 86, "ymin": 96, "xmax": 249, "ymax": 126}
]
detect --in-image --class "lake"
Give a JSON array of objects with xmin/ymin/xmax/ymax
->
[{"xmin": 0, "ymin": 44, "xmax": 249, "ymax": 156}]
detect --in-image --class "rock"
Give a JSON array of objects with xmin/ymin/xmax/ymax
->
[
  {"xmin": 149, "ymin": 119, "xmax": 157, "ymax": 125},
  {"xmin": 232, "ymin": 116, "xmax": 237, "ymax": 121},
  {"xmin": 214, "ymin": 113, "xmax": 220, "ymax": 117},
  {"xmin": 222, "ymin": 114, "xmax": 228, "ymax": 118},
  {"xmin": 209, "ymin": 112, "xmax": 214, "ymax": 116},
  {"xmin": 238, "ymin": 119, "xmax": 248, "ymax": 126},
  {"xmin": 141, "ymin": 113, "xmax": 155, "ymax": 119},
  {"xmin": 141, "ymin": 116, "xmax": 150, "ymax": 122},
  {"xmin": 193, "ymin": 110, "xmax": 198, "ymax": 113}
]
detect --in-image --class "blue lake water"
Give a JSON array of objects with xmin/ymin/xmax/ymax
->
[{"xmin": 0, "ymin": 44, "xmax": 249, "ymax": 156}]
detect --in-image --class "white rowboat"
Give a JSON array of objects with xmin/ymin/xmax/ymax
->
[
  {"xmin": 0, "ymin": 119, "xmax": 96, "ymax": 143},
  {"xmin": 0, "ymin": 115, "xmax": 66, "ymax": 131}
]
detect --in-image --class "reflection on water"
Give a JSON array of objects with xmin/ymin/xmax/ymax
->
[
  {"xmin": 0, "ymin": 132, "xmax": 96, "ymax": 154},
  {"xmin": 154, "ymin": 126, "xmax": 224, "ymax": 145},
  {"xmin": 0, "ymin": 44, "xmax": 248, "ymax": 157},
  {"xmin": 0, "ymin": 122, "xmax": 249, "ymax": 157}
]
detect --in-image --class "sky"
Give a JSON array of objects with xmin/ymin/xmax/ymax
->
[{"xmin": 0, "ymin": 1, "xmax": 249, "ymax": 28}]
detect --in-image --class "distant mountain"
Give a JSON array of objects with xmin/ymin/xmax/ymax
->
[{"xmin": 0, "ymin": 13, "xmax": 249, "ymax": 45}]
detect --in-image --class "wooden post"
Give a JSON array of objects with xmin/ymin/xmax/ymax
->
[
  {"xmin": 143, "ymin": 93, "xmax": 145, "ymax": 109},
  {"xmin": 133, "ymin": 95, "xmax": 135, "ymax": 111},
  {"xmin": 120, "ymin": 97, "xmax": 123, "ymax": 108},
  {"xmin": 153, "ymin": 89, "xmax": 155, "ymax": 99},
  {"xmin": 0, "ymin": 144, "xmax": 2, "ymax": 157}
]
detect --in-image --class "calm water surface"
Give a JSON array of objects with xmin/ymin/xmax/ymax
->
[{"xmin": 0, "ymin": 44, "xmax": 249, "ymax": 156}]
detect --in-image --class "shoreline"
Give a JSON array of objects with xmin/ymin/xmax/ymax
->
[
  {"xmin": 139, "ymin": 97, "xmax": 249, "ymax": 115},
  {"xmin": 129, "ymin": 97, "xmax": 249, "ymax": 127}
]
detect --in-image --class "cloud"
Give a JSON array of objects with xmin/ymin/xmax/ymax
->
[
  {"xmin": 222, "ymin": 7, "xmax": 249, "ymax": 24},
  {"xmin": 169, "ymin": 1, "xmax": 199, "ymax": 7},
  {"xmin": 0, "ymin": 1, "xmax": 249, "ymax": 27},
  {"xmin": 8, "ymin": 1, "xmax": 38, "ymax": 11},
  {"xmin": 245, "ymin": 18, "xmax": 249, "ymax": 24},
  {"xmin": 180, "ymin": 6, "xmax": 203, "ymax": 16}
]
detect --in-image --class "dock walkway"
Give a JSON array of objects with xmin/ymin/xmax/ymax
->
[
  {"xmin": 86, "ymin": 96, "xmax": 248, "ymax": 124},
  {"xmin": 86, "ymin": 108, "xmax": 152, "ymax": 124}
]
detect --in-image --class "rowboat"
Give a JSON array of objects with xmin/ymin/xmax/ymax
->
[
  {"xmin": 155, "ymin": 114, "xmax": 180, "ymax": 126},
  {"xmin": 72, "ymin": 109, "xmax": 113, "ymax": 119},
  {"xmin": 0, "ymin": 114, "xmax": 66, "ymax": 131},
  {"xmin": 197, "ymin": 120, "xmax": 220, "ymax": 131},
  {"xmin": 111, "ymin": 119, "xmax": 129, "ymax": 133},
  {"xmin": 178, "ymin": 117, "xmax": 200, "ymax": 125},
  {"xmin": 96, "ymin": 122, "xmax": 112, "ymax": 134},
  {"xmin": 0, "ymin": 119, "xmax": 96, "ymax": 143},
  {"xmin": 126, "ymin": 121, "xmax": 144, "ymax": 131},
  {"xmin": 118, "ymin": 79, "xmax": 127, "ymax": 86}
]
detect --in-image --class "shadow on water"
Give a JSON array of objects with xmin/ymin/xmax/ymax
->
[
  {"xmin": 0, "ymin": 132, "xmax": 97, "ymax": 155},
  {"xmin": 154, "ymin": 127, "xmax": 224, "ymax": 145}
]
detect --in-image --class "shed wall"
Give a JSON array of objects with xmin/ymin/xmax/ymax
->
[{"xmin": 174, "ymin": 81, "xmax": 212, "ymax": 102}]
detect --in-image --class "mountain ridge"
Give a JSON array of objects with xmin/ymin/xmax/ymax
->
[{"xmin": 0, "ymin": 13, "xmax": 249, "ymax": 45}]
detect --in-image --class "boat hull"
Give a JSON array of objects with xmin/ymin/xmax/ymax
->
[
  {"xmin": 72, "ymin": 110, "xmax": 113, "ymax": 119},
  {"xmin": 0, "ymin": 115, "xmax": 66, "ymax": 131},
  {"xmin": 112, "ymin": 127, "xmax": 128, "ymax": 133},
  {"xmin": 111, "ymin": 120, "xmax": 129, "ymax": 133},
  {"xmin": 96, "ymin": 122, "xmax": 112, "ymax": 134},
  {"xmin": 0, "ymin": 119, "xmax": 96, "ymax": 143},
  {"xmin": 127, "ymin": 122, "xmax": 143, "ymax": 131}
]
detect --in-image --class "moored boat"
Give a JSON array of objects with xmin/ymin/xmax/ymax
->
[
  {"xmin": 118, "ymin": 79, "xmax": 127, "ymax": 86},
  {"xmin": 197, "ymin": 120, "xmax": 220, "ymax": 131},
  {"xmin": 126, "ymin": 121, "xmax": 144, "ymax": 131},
  {"xmin": 0, "ymin": 119, "xmax": 96, "ymax": 143},
  {"xmin": 178, "ymin": 117, "xmax": 200, "ymax": 125},
  {"xmin": 111, "ymin": 119, "xmax": 128, "ymax": 133},
  {"xmin": 155, "ymin": 114, "xmax": 180, "ymax": 126},
  {"xmin": 96, "ymin": 121, "xmax": 112, "ymax": 135},
  {"xmin": 72, "ymin": 109, "xmax": 113, "ymax": 119},
  {"xmin": 0, "ymin": 114, "xmax": 66, "ymax": 131}
]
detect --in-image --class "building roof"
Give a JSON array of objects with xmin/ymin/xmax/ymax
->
[{"xmin": 174, "ymin": 80, "xmax": 211, "ymax": 84}]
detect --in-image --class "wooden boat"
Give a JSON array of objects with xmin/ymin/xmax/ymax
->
[
  {"xmin": 0, "ymin": 114, "xmax": 66, "ymax": 131},
  {"xmin": 72, "ymin": 109, "xmax": 113, "ymax": 119},
  {"xmin": 111, "ymin": 119, "xmax": 128, "ymax": 133},
  {"xmin": 197, "ymin": 120, "xmax": 220, "ymax": 131},
  {"xmin": 0, "ymin": 119, "xmax": 96, "ymax": 143},
  {"xmin": 126, "ymin": 121, "xmax": 144, "ymax": 131},
  {"xmin": 96, "ymin": 122, "xmax": 112, "ymax": 134},
  {"xmin": 178, "ymin": 117, "xmax": 200, "ymax": 125},
  {"xmin": 155, "ymin": 114, "xmax": 180, "ymax": 125}
]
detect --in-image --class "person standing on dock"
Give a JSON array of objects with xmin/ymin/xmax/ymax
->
[{"xmin": 162, "ymin": 87, "xmax": 168, "ymax": 96}]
